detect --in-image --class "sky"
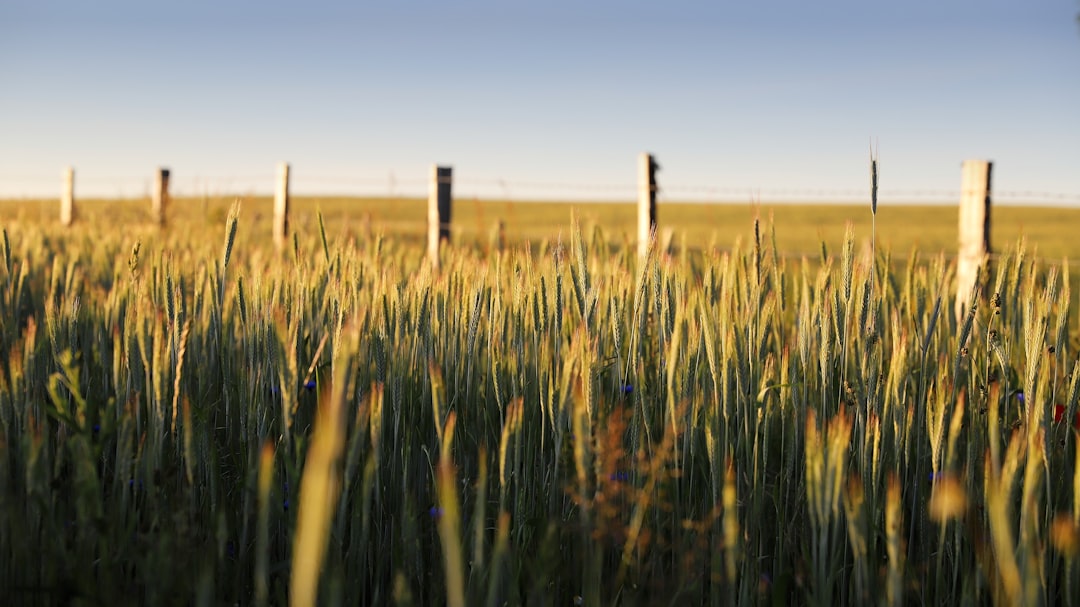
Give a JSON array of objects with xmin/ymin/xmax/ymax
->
[{"xmin": 1, "ymin": 0, "xmax": 1078, "ymax": 205}]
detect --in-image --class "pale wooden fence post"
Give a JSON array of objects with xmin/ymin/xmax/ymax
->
[
  {"xmin": 638, "ymin": 152, "xmax": 659, "ymax": 258},
  {"xmin": 956, "ymin": 159, "xmax": 992, "ymax": 318},
  {"xmin": 428, "ymin": 165, "xmax": 452, "ymax": 269},
  {"xmin": 274, "ymin": 162, "xmax": 290, "ymax": 250},
  {"xmin": 60, "ymin": 166, "xmax": 75, "ymax": 226},
  {"xmin": 152, "ymin": 167, "xmax": 170, "ymax": 226}
]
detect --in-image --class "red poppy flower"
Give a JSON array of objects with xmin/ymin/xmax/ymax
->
[{"xmin": 1053, "ymin": 405, "xmax": 1080, "ymax": 429}]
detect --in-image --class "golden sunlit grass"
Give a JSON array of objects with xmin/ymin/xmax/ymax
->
[
  {"xmin": 0, "ymin": 194, "xmax": 1079, "ymax": 605},
  {"xmin": 3, "ymin": 195, "xmax": 1080, "ymax": 264},
  {"xmin": 928, "ymin": 474, "xmax": 969, "ymax": 522}
]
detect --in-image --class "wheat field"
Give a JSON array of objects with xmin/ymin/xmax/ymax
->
[{"xmin": 1, "ymin": 197, "xmax": 1079, "ymax": 605}]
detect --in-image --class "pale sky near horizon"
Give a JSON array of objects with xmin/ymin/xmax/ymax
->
[{"xmin": 1, "ymin": 1, "xmax": 1078, "ymax": 205}]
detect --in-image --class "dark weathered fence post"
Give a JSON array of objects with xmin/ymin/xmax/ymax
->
[
  {"xmin": 274, "ymin": 162, "xmax": 290, "ymax": 250},
  {"xmin": 61, "ymin": 166, "xmax": 74, "ymax": 226},
  {"xmin": 638, "ymin": 152, "xmax": 659, "ymax": 258},
  {"xmin": 956, "ymin": 159, "xmax": 992, "ymax": 317},
  {"xmin": 428, "ymin": 165, "xmax": 452, "ymax": 269},
  {"xmin": 152, "ymin": 167, "xmax": 170, "ymax": 226}
]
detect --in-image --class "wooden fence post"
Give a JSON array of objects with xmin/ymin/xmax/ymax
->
[
  {"xmin": 956, "ymin": 159, "xmax": 992, "ymax": 318},
  {"xmin": 428, "ymin": 165, "xmax": 452, "ymax": 269},
  {"xmin": 61, "ymin": 166, "xmax": 75, "ymax": 227},
  {"xmin": 152, "ymin": 167, "xmax": 170, "ymax": 226},
  {"xmin": 274, "ymin": 162, "xmax": 290, "ymax": 250},
  {"xmin": 638, "ymin": 152, "xmax": 659, "ymax": 258}
]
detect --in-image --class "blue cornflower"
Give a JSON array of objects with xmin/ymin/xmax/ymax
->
[
  {"xmin": 621, "ymin": 384, "xmax": 634, "ymax": 395},
  {"xmin": 609, "ymin": 471, "xmax": 631, "ymax": 482},
  {"xmin": 303, "ymin": 379, "xmax": 316, "ymax": 391},
  {"xmin": 428, "ymin": 506, "xmax": 444, "ymax": 519}
]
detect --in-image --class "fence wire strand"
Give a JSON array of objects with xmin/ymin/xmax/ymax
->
[{"xmin": 1, "ymin": 173, "xmax": 1079, "ymax": 205}]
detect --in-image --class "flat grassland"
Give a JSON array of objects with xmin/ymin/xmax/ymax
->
[{"xmin": 3, "ymin": 195, "xmax": 1078, "ymax": 261}]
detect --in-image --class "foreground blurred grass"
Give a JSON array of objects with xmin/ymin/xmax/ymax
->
[{"xmin": 1, "ymin": 197, "xmax": 1079, "ymax": 605}]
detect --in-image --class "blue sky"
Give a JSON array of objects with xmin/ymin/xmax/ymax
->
[{"xmin": 1, "ymin": 1, "xmax": 1078, "ymax": 204}]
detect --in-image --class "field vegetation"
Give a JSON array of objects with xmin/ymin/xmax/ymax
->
[
  {"xmin": 1, "ymin": 195, "xmax": 1079, "ymax": 605},
  {"xmin": 2, "ymin": 195, "xmax": 1079, "ymax": 263}
]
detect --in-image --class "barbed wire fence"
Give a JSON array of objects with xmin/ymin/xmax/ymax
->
[
  {"xmin": 3, "ymin": 172, "xmax": 1080, "ymax": 206},
  {"xmin": 3, "ymin": 164, "xmax": 1079, "ymax": 275}
]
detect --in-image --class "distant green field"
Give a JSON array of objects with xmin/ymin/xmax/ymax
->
[{"xmin": 3, "ymin": 195, "xmax": 1079, "ymax": 263}]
